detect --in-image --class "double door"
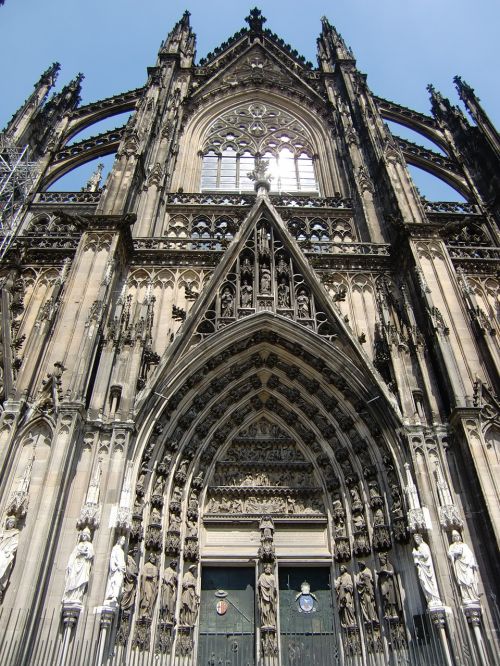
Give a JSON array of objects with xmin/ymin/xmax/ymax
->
[{"xmin": 198, "ymin": 566, "xmax": 338, "ymax": 666}]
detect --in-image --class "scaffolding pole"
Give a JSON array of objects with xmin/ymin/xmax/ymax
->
[{"xmin": 0, "ymin": 134, "xmax": 39, "ymax": 259}]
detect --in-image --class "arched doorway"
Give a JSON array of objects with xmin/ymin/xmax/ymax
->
[{"xmin": 120, "ymin": 319, "xmax": 433, "ymax": 665}]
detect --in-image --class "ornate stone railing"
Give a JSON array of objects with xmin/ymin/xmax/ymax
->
[
  {"xmin": 421, "ymin": 200, "xmax": 480, "ymax": 214},
  {"xmin": 134, "ymin": 237, "xmax": 227, "ymax": 252},
  {"xmin": 164, "ymin": 192, "xmax": 255, "ymax": 206},
  {"xmin": 446, "ymin": 245, "xmax": 500, "ymax": 260},
  {"xmin": 33, "ymin": 191, "xmax": 102, "ymax": 204},
  {"xmin": 301, "ymin": 241, "xmax": 390, "ymax": 256}
]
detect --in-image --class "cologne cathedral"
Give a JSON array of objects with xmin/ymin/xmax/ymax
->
[{"xmin": 0, "ymin": 8, "xmax": 499, "ymax": 666}]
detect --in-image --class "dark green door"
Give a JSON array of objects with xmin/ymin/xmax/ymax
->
[
  {"xmin": 279, "ymin": 566, "xmax": 339, "ymax": 666},
  {"xmin": 198, "ymin": 567, "xmax": 255, "ymax": 666}
]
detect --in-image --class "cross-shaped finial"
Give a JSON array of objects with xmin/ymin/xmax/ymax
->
[{"xmin": 245, "ymin": 7, "xmax": 267, "ymax": 32}]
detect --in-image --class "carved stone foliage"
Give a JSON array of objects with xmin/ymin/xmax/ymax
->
[
  {"xmin": 205, "ymin": 420, "xmax": 325, "ymax": 519},
  {"xmin": 196, "ymin": 219, "xmax": 337, "ymax": 341}
]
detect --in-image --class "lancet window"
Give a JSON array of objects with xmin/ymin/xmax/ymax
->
[{"xmin": 201, "ymin": 103, "xmax": 319, "ymax": 193}]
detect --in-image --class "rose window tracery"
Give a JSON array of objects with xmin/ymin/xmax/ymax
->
[{"xmin": 201, "ymin": 103, "xmax": 319, "ymax": 193}]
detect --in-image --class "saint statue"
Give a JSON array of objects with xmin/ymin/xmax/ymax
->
[
  {"xmin": 0, "ymin": 516, "xmax": 19, "ymax": 602},
  {"xmin": 355, "ymin": 562, "xmax": 379, "ymax": 623},
  {"xmin": 180, "ymin": 565, "xmax": 199, "ymax": 626},
  {"xmin": 120, "ymin": 548, "xmax": 139, "ymax": 612},
  {"xmin": 447, "ymin": 530, "xmax": 480, "ymax": 604},
  {"xmin": 240, "ymin": 280, "xmax": 253, "ymax": 307},
  {"xmin": 377, "ymin": 553, "xmax": 401, "ymax": 619},
  {"xmin": 277, "ymin": 279, "xmax": 290, "ymax": 307},
  {"xmin": 335, "ymin": 565, "xmax": 356, "ymax": 628},
  {"xmin": 103, "ymin": 536, "xmax": 126, "ymax": 607},
  {"xmin": 62, "ymin": 528, "xmax": 94, "ymax": 606},
  {"xmin": 296, "ymin": 289, "xmax": 310, "ymax": 318},
  {"xmin": 221, "ymin": 287, "xmax": 234, "ymax": 317},
  {"xmin": 138, "ymin": 553, "xmax": 159, "ymax": 619},
  {"xmin": 412, "ymin": 534, "xmax": 442, "ymax": 608},
  {"xmin": 258, "ymin": 564, "xmax": 277, "ymax": 627},
  {"xmin": 260, "ymin": 266, "xmax": 271, "ymax": 294},
  {"xmin": 160, "ymin": 560, "xmax": 178, "ymax": 623}
]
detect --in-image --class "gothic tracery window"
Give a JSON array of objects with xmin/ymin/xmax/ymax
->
[{"xmin": 201, "ymin": 103, "xmax": 319, "ymax": 193}]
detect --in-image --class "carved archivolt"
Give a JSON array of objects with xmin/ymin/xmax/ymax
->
[{"xmin": 114, "ymin": 328, "xmax": 409, "ymax": 654}]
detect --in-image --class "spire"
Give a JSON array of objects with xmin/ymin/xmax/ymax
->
[
  {"xmin": 317, "ymin": 15, "xmax": 355, "ymax": 69},
  {"xmin": 245, "ymin": 7, "xmax": 267, "ymax": 33},
  {"xmin": 427, "ymin": 83, "xmax": 469, "ymax": 133},
  {"xmin": 454, "ymin": 75, "xmax": 500, "ymax": 155},
  {"xmin": 3, "ymin": 62, "xmax": 61, "ymax": 139},
  {"xmin": 39, "ymin": 62, "xmax": 61, "ymax": 88},
  {"xmin": 160, "ymin": 10, "xmax": 196, "ymax": 65}
]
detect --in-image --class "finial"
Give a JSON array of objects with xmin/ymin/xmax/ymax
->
[
  {"xmin": 245, "ymin": 7, "xmax": 267, "ymax": 32},
  {"xmin": 454, "ymin": 75, "xmax": 477, "ymax": 102}
]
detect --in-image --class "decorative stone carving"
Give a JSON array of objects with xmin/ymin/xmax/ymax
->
[
  {"xmin": 412, "ymin": 534, "xmax": 442, "ymax": 608},
  {"xmin": 5, "ymin": 454, "xmax": 34, "ymax": 518},
  {"xmin": 179, "ymin": 565, "xmax": 199, "ymax": 626},
  {"xmin": 404, "ymin": 463, "xmax": 428, "ymax": 532},
  {"xmin": 0, "ymin": 516, "xmax": 19, "ymax": 603},
  {"xmin": 258, "ymin": 564, "xmax": 277, "ymax": 628},
  {"xmin": 77, "ymin": 460, "xmax": 102, "ymax": 530},
  {"xmin": 103, "ymin": 536, "xmax": 126, "ymax": 607},
  {"xmin": 435, "ymin": 463, "xmax": 463, "ymax": 531},
  {"xmin": 120, "ymin": 548, "xmax": 139, "ymax": 612},
  {"xmin": 62, "ymin": 528, "xmax": 94, "ymax": 607},
  {"xmin": 447, "ymin": 530, "xmax": 480, "ymax": 605}
]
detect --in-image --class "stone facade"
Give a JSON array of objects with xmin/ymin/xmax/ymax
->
[{"xmin": 0, "ymin": 9, "xmax": 499, "ymax": 666}]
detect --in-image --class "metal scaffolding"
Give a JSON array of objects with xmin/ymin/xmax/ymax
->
[{"xmin": 0, "ymin": 133, "xmax": 39, "ymax": 258}]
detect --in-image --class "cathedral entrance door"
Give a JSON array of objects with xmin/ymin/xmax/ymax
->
[
  {"xmin": 279, "ymin": 566, "xmax": 339, "ymax": 666},
  {"xmin": 198, "ymin": 567, "xmax": 255, "ymax": 666}
]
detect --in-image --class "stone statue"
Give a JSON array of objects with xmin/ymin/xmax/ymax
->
[
  {"xmin": 447, "ymin": 530, "xmax": 480, "ymax": 604},
  {"xmin": 241, "ymin": 280, "xmax": 253, "ymax": 307},
  {"xmin": 296, "ymin": 289, "xmax": 310, "ymax": 318},
  {"xmin": 355, "ymin": 562, "xmax": 379, "ymax": 623},
  {"xmin": 335, "ymin": 565, "xmax": 356, "ymax": 628},
  {"xmin": 180, "ymin": 565, "xmax": 199, "ymax": 626},
  {"xmin": 121, "ymin": 549, "xmax": 139, "ymax": 612},
  {"xmin": 221, "ymin": 287, "xmax": 234, "ymax": 317},
  {"xmin": 160, "ymin": 560, "xmax": 178, "ymax": 623},
  {"xmin": 138, "ymin": 553, "xmax": 159, "ymax": 619},
  {"xmin": 0, "ymin": 516, "xmax": 19, "ymax": 602},
  {"xmin": 377, "ymin": 553, "xmax": 401, "ymax": 619},
  {"xmin": 412, "ymin": 534, "xmax": 442, "ymax": 608},
  {"xmin": 260, "ymin": 266, "xmax": 271, "ymax": 294},
  {"xmin": 62, "ymin": 528, "xmax": 94, "ymax": 606},
  {"xmin": 103, "ymin": 536, "xmax": 126, "ymax": 606},
  {"xmin": 258, "ymin": 564, "xmax": 277, "ymax": 627},
  {"xmin": 277, "ymin": 279, "xmax": 290, "ymax": 307}
]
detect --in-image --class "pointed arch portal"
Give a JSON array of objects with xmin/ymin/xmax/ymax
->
[{"xmin": 120, "ymin": 308, "xmax": 434, "ymax": 663}]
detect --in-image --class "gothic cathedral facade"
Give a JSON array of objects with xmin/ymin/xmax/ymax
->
[{"xmin": 0, "ymin": 9, "xmax": 499, "ymax": 666}]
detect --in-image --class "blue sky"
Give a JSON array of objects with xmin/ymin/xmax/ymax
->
[{"xmin": 1, "ymin": 0, "xmax": 498, "ymax": 198}]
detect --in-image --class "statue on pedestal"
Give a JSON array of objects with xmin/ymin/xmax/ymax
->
[
  {"xmin": 335, "ymin": 565, "xmax": 356, "ymax": 628},
  {"xmin": 62, "ymin": 528, "xmax": 94, "ymax": 606},
  {"xmin": 180, "ymin": 564, "xmax": 199, "ymax": 626},
  {"xmin": 138, "ymin": 553, "xmax": 159, "ymax": 619},
  {"xmin": 377, "ymin": 553, "xmax": 402, "ymax": 619},
  {"xmin": 355, "ymin": 562, "xmax": 379, "ymax": 623},
  {"xmin": 0, "ymin": 516, "xmax": 19, "ymax": 602},
  {"xmin": 160, "ymin": 560, "xmax": 178, "ymax": 623},
  {"xmin": 258, "ymin": 564, "xmax": 277, "ymax": 627},
  {"xmin": 447, "ymin": 530, "xmax": 480, "ymax": 604},
  {"xmin": 412, "ymin": 534, "xmax": 442, "ymax": 608},
  {"xmin": 103, "ymin": 536, "xmax": 126, "ymax": 606}
]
